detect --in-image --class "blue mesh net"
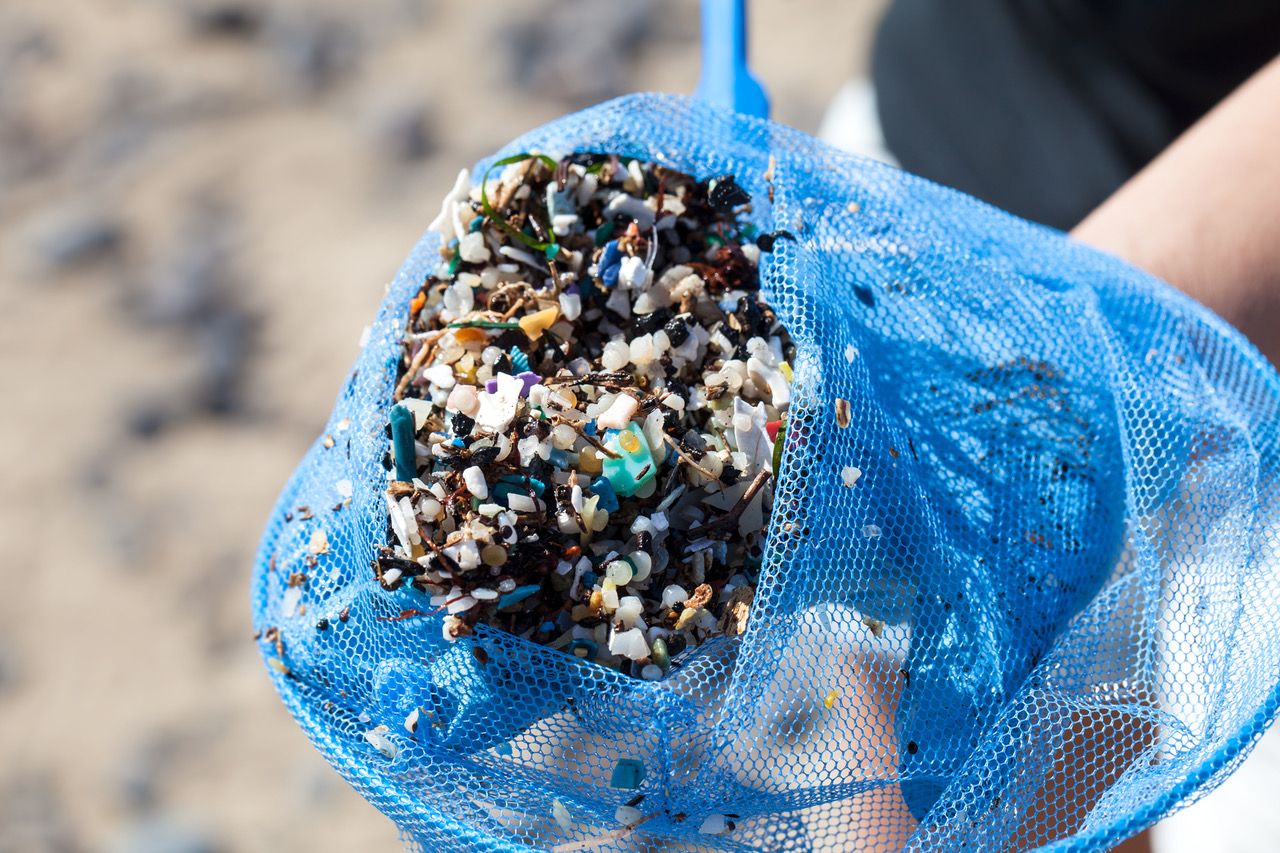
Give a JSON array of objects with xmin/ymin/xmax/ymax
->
[{"xmin": 252, "ymin": 93, "xmax": 1280, "ymax": 851}]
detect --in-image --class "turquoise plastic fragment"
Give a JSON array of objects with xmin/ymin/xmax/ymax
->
[
  {"xmin": 497, "ymin": 584, "xmax": 541, "ymax": 610},
  {"xmin": 389, "ymin": 404, "xmax": 417, "ymax": 482},
  {"xmin": 610, "ymin": 758, "xmax": 646, "ymax": 789},
  {"xmin": 507, "ymin": 347, "xmax": 530, "ymax": 373},
  {"xmin": 601, "ymin": 424, "xmax": 656, "ymax": 497}
]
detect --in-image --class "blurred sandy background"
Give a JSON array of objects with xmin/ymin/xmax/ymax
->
[{"xmin": 0, "ymin": 1, "xmax": 886, "ymax": 850}]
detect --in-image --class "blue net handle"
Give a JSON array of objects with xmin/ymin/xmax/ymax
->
[{"xmin": 694, "ymin": 0, "xmax": 770, "ymax": 118}]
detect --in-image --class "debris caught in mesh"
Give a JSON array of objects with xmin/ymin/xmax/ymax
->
[{"xmin": 379, "ymin": 153, "xmax": 795, "ymax": 675}]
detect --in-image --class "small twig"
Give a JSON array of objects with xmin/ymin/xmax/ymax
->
[
  {"xmin": 702, "ymin": 468, "xmax": 772, "ymax": 534},
  {"xmin": 394, "ymin": 331, "xmax": 445, "ymax": 400},
  {"xmin": 551, "ymin": 416, "xmax": 621, "ymax": 459},
  {"xmin": 550, "ymin": 814, "xmax": 659, "ymax": 853}
]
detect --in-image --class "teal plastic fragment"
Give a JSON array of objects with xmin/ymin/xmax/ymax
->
[
  {"xmin": 389, "ymin": 404, "xmax": 417, "ymax": 482},
  {"xmin": 493, "ymin": 474, "xmax": 547, "ymax": 506},
  {"xmin": 610, "ymin": 758, "xmax": 646, "ymax": 789},
  {"xmin": 601, "ymin": 424, "xmax": 656, "ymax": 498}
]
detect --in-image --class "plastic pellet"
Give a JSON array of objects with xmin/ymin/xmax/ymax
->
[
  {"xmin": 463, "ymin": 465, "xmax": 489, "ymax": 499},
  {"xmin": 596, "ymin": 393, "xmax": 640, "ymax": 430},
  {"xmin": 650, "ymin": 637, "xmax": 670, "ymax": 670},
  {"xmin": 605, "ymin": 559, "xmax": 634, "ymax": 587}
]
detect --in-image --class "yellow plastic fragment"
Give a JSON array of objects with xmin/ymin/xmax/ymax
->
[
  {"xmin": 824, "ymin": 689, "xmax": 839, "ymax": 710},
  {"xmin": 518, "ymin": 306, "xmax": 560, "ymax": 340}
]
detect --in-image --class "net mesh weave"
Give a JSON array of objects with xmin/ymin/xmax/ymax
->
[{"xmin": 252, "ymin": 94, "xmax": 1280, "ymax": 851}]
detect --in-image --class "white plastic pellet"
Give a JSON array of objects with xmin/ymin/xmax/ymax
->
[
  {"xmin": 507, "ymin": 493, "xmax": 537, "ymax": 513},
  {"xmin": 609, "ymin": 627, "xmax": 650, "ymax": 660},
  {"xmin": 699, "ymin": 814, "xmax": 730, "ymax": 835},
  {"xmin": 364, "ymin": 727, "xmax": 399, "ymax": 760},
  {"xmin": 629, "ymin": 333, "xmax": 654, "ymax": 365},
  {"xmin": 423, "ymin": 363, "xmax": 456, "ymax": 390},
  {"xmin": 601, "ymin": 340, "xmax": 630, "ymax": 371},
  {"xmin": 615, "ymin": 805, "xmax": 644, "ymax": 827},
  {"xmin": 462, "ymin": 466, "xmax": 489, "ymax": 499},
  {"xmin": 550, "ymin": 423, "xmax": 577, "ymax": 450},
  {"xmin": 458, "ymin": 231, "xmax": 490, "ymax": 263},
  {"xmin": 558, "ymin": 291, "xmax": 582, "ymax": 321},
  {"xmin": 662, "ymin": 585, "xmax": 689, "ymax": 609},
  {"xmin": 628, "ymin": 551, "xmax": 653, "ymax": 583},
  {"xmin": 552, "ymin": 799, "xmax": 573, "ymax": 832},
  {"xmin": 596, "ymin": 393, "xmax": 639, "ymax": 430},
  {"xmin": 616, "ymin": 596, "xmax": 643, "ymax": 627},
  {"xmin": 605, "ymin": 560, "xmax": 635, "ymax": 586}
]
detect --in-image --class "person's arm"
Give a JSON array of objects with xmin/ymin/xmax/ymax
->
[{"xmin": 1072, "ymin": 56, "xmax": 1280, "ymax": 366}]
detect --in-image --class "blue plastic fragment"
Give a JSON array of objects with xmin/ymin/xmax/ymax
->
[
  {"xmin": 610, "ymin": 759, "xmax": 646, "ymax": 790},
  {"xmin": 590, "ymin": 476, "xmax": 620, "ymax": 513},
  {"xmin": 508, "ymin": 347, "xmax": 530, "ymax": 373},
  {"xmin": 565, "ymin": 639, "xmax": 597, "ymax": 660},
  {"xmin": 599, "ymin": 239, "xmax": 622, "ymax": 287}
]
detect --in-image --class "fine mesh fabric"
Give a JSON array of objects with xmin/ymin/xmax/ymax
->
[{"xmin": 252, "ymin": 94, "xmax": 1280, "ymax": 851}]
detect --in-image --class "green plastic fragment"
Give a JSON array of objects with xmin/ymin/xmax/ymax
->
[
  {"xmin": 594, "ymin": 221, "xmax": 616, "ymax": 245},
  {"xmin": 447, "ymin": 254, "xmax": 462, "ymax": 276},
  {"xmin": 601, "ymin": 424, "xmax": 656, "ymax": 498},
  {"xmin": 610, "ymin": 759, "xmax": 646, "ymax": 790},
  {"xmin": 446, "ymin": 320, "xmax": 522, "ymax": 329},
  {"xmin": 772, "ymin": 416, "xmax": 787, "ymax": 475}
]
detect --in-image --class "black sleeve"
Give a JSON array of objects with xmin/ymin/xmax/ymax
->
[{"xmin": 872, "ymin": 0, "xmax": 1280, "ymax": 229}]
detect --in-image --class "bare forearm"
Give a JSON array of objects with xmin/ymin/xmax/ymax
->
[{"xmin": 1072, "ymin": 57, "xmax": 1280, "ymax": 365}]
